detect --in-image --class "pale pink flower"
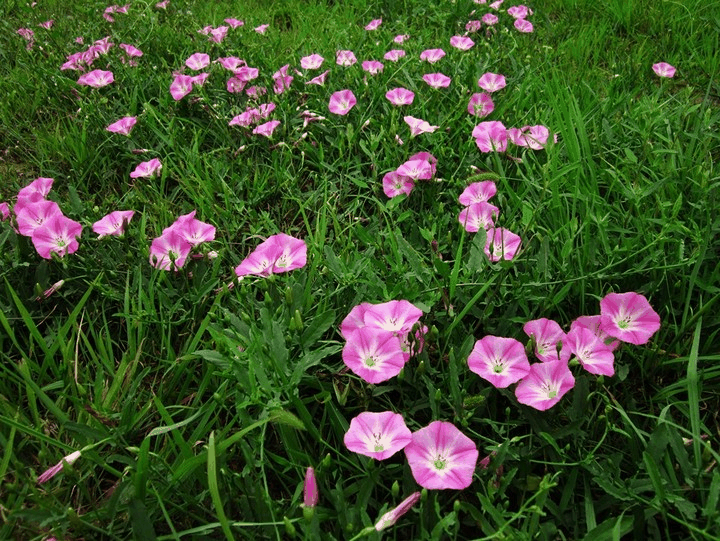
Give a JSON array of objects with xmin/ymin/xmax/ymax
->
[
  {"xmin": 119, "ymin": 43, "xmax": 143, "ymax": 58},
  {"xmin": 273, "ymin": 75, "xmax": 293, "ymax": 94},
  {"xmin": 130, "ymin": 158, "xmax": 162, "ymax": 179},
  {"xmin": 254, "ymin": 24, "xmax": 269, "ymax": 34},
  {"xmin": 484, "ymin": 227, "xmax": 521, "ymax": 262},
  {"xmin": 224, "ymin": 18, "xmax": 244, "ymax": 28},
  {"xmin": 473, "ymin": 121, "xmax": 508, "ymax": 152},
  {"xmin": 336, "ymin": 50, "xmax": 357, "ymax": 67},
  {"xmin": 458, "ymin": 202, "xmax": 499, "ymax": 232},
  {"xmin": 375, "ymin": 492, "xmax": 421, "ymax": 531},
  {"xmin": 169, "ymin": 74, "xmax": 193, "ymax": 100},
  {"xmin": 252, "ymin": 120, "xmax": 281, "ymax": 137},
  {"xmin": 383, "ymin": 171, "xmax": 414, "ymax": 198},
  {"xmin": 116, "ymin": 4, "xmax": 130, "ymax": 14},
  {"xmin": 301, "ymin": 54, "xmax": 324, "ymax": 70},
  {"xmin": 458, "ymin": 181, "xmax": 496, "ymax": 206},
  {"xmin": 599, "ymin": 292, "xmax": 661, "ymax": 345},
  {"xmin": 229, "ymin": 108, "xmax": 260, "ymax": 127},
  {"xmin": 304, "ymin": 467, "xmax": 318, "ymax": 507},
  {"xmin": 106, "ymin": 116, "xmax": 137, "ymax": 136},
  {"xmin": 404, "ymin": 421, "xmax": 479, "ymax": 490},
  {"xmin": 191, "ymin": 72, "xmax": 209, "ymax": 86},
  {"xmin": 652, "ymin": 62, "xmax": 676, "ymax": 78},
  {"xmin": 489, "ymin": 0, "xmax": 504, "ymax": 9},
  {"xmin": 450, "ymin": 36, "xmax": 474, "ymax": 51},
  {"xmin": 306, "ymin": 69, "xmax": 330, "ymax": 85},
  {"xmin": 508, "ymin": 125, "xmax": 551, "ymax": 149},
  {"xmin": 565, "ymin": 326, "xmax": 615, "ymax": 376},
  {"xmin": 209, "ymin": 26, "xmax": 229, "ymax": 43},
  {"xmin": 149, "ymin": 229, "xmax": 193, "ymax": 271},
  {"xmin": 482, "ymin": 13, "xmax": 499, "ymax": 25},
  {"xmin": 234, "ymin": 234, "xmax": 307, "ymax": 278},
  {"xmin": 257, "ymin": 103, "xmax": 276, "ymax": 118},
  {"xmin": 422, "ymin": 72, "xmax": 451, "ymax": 89},
  {"xmin": 92, "ymin": 210, "xmax": 135, "ymax": 238},
  {"xmin": 36, "ymin": 279, "xmax": 65, "ymax": 301},
  {"xmin": 75, "ymin": 36, "xmax": 84, "ymax": 44},
  {"xmin": 300, "ymin": 110, "xmax": 326, "ymax": 127},
  {"xmin": 234, "ymin": 66, "xmax": 259, "ymax": 82},
  {"xmin": 77, "ymin": 69, "xmax": 114, "ymax": 88},
  {"xmin": 365, "ymin": 18, "xmax": 382, "ymax": 31},
  {"xmin": 18, "ymin": 28, "xmax": 35, "ymax": 43},
  {"xmin": 246, "ymin": 85, "xmax": 267, "ymax": 97},
  {"xmin": 396, "ymin": 159, "xmax": 432, "ymax": 180},
  {"xmin": 198, "ymin": 26, "xmax": 213, "ymax": 35},
  {"xmin": 514, "ymin": 19, "xmax": 534, "ymax": 33},
  {"xmin": 217, "ymin": 56, "xmax": 245, "ymax": 71},
  {"xmin": 328, "ymin": 89, "xmax": 357, "ymax": 115},
  {"xmin": 344, "ymin": 411, "xmax": 412, "ymax": 460},
  {"xmin": 385, "ymin": 87, "xmax": 415, "ymax": 106},
  {"xmin": 466, "ymin": 20, "xmax": 482, "ymax": 32},
  {"xmin": 409, "ymin": 151, "xmax": 437, "ymax": 176},
  {"xmin": 32, "ymin": 214, "xmax": 82, "ymax": 259},
  {"xmin": 342, "ymin": 328, "xmax": 407, "ymax": 384},
  {"xmin": 404, "ymin": 116, "xmax": 439, "ymax": 137},
  {"xmin": 185, "ymin": 52, "xmax": 210, "ymax": 70},
  {"xmin": 155, "ymin": 0, "xmax": 169, "ymax": 8},
  {"xmin": 38, "ymin": 20, "xmax": 54, "ymax": 29},
  {"xmin": 419, "ymin": 48, "xmax": 445, "ymax": 63},
  {"xmin": 515, "ymin": 360, "xmax": 575, "ymax": 411},
  {"xmin": 93, "ymin": 36, "xmax": 113, "ymax": 54},
  {"xmin": 523, "ymin": 318, "xmax": 570, "ymax": 363},
  {"xmin": 570, "ymin": 315, "xmax": 620, "ymax": 351},
  {"xmin": 468, "ymin": 335, "xmax": 531, "ymax": 388},
  {"xmin": 16, "ymin": 199, "xmax": 63, "ymax": 237},
  {"xmin": 226, "ymin": 76, "xmax": 246, "ymax": 93},
  {"xmin": 362, "ymin": 60, "xmax": 384, "ymax": 74},
  {"xmin": 393, "ymin": 34, "xmax": 409, "ymax": 44},
  {"xmin": 37, "ymin": 451, "xmax": 82, "ymax": 484},
  {"xmin": 507, "ymin": 5, "xmax": 532, "ymax": 18},
  {"xmin": 477, "ymin": 72, "xmax": 506, "ymax": 92},
  {"xmin": 363, "ymin": 300, "xmax": 424, "ymax": 334},
  {"xmin": 468, "ymin": 92, "xmax": 494, "ymax": 117},
  {"xmin": 384, "ymin": 49, "xmax": 406, "ymax": 62}
]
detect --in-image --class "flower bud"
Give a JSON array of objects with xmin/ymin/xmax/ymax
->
[
  {"xmin": 374, "ymin": 492, "xmax": 421, "ymax": 531},
  {"xmin": 391, "ymin": 481, "xmax": 400, "ymax": 499}
]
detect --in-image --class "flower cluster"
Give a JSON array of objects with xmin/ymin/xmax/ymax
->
[
  {"xmin": 382, "ymin": 152, "xmax": 437, "ymax": 199},
  {"xmin": 149, "ymin": 211, "xmax": 216, "ymax": 270}
]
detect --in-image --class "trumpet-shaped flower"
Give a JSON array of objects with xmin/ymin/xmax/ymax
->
[
  {"xmin": 229, "ymin": 108, "xmax": 260, "ymax": 127},
  {"xmin": 570, "ymin": 315, "xmax": 620, "ymax": 351},
  {"xmin": 227, "ymin": 77, "xmax": 245, "ymax": 94},
  {"xmin": 185, "ymin": 52, "xmax": 210, "ymax": 70},
  {"xmin": 301, "ymin": 54, "xmax": 324, "ymax": 70},
  {"xmin": 246, "ymin": 85, "xmax": 267, "ymax": 97},
  {"xmin": 482, "ymin": 13, "xmax": 499, "ymax": 25},
  {"xmin": 477, "ymin": 73, "xmax": 506, "ymax": 92},
  {"xmin": 419, "ymin": 48, "xmax": 445, "ymax": 63},
  {"xmin": 422, "ymin": 72, "xmax": 451, "ymax": 89},
  {"xmin": 394, "ymin": 34, "xmax": 409, "ymax": 44},
  {"xmin": 409, "ymin": 151, "xmax": 437, "ymax": 176},
  {"xmin": 16, "ymin": 199, "xmax": 62, "ymax": 237},
  {"xmin": 0, "ymin": 202, "xmax": 9, "ymax": 221},
  {"xmin": 344, "ymin": 411, "xmax": 412, "ymax": 459},
  {"xmin": 234, "ymin": 66, "xmax": 259, "ymax": 82},
  {"xmin": 458, "ymin": 201, "xmax": 499, "ymax": 232},
  {"xmin": 515, "ymin": 360, "xmax": 575, "ymax": 410},
  {"xmin": 523, "ymin": 318, "xmax": 570, "ymax": 363},
  {"xmin": 209, "ymin": 26, "xmax": 229, "ymax": 43},
  {"xmin": 396, "ymin": 159, "xmax": 432, "ymax": 180},
  {"xmin": 473, "ymin": 121, "xmax": 508, "ymax": 152},
  {"xmin": 254, "ymin": 24, "xmax": 269, "ymax": 34},
  {"xmin": 404, "ymin": 421, "xmax": 479, "ymax": 490},
  {"xmin": 383, "ymin": 171, "xmax": 414, "ymax": 198},
  {"xmin": 191, "ymin": 72, "xmax": 209, "ymax": 86},
  {"xmin": 340, "ymin": 302, "xmax": 373, "ymax": 339},
  {"xmin": 484, "ymin": 227, "xmax": 521, "ymax": 262},
  {"xmin": 384, "ymin": 49, "xmax": 406, "ymax": 62},
  {"xmin": 599, "ymin": 292, "xmax": 661, "ymax": 345},
  {"xmin": 328, "ymin": 89, "xmax": 356, "ymax": 115},
  {"xmin": 119, "ymin": 43, "xmax": 143, "ymax": 58},
  {"xmin": 508, "ymin": 5, "xmax": 532, "ymax": 18},
  {"xmin": 224, "ymin": 18, "xmax": 244, "ymax": 28},
  {"xmin": 468, "ymin": 93, "xmax": 494, "ymax": 117},
  {"xmin": 217, "ymin": 56, "xmax": 246, "ymax": 71},
  {"xmin": 458, "ymin": 181, "xmax": 497, "ymax": 206},
  {"xmin": 336, "ymin": 50, "xmax": 357, "ymax": 67},
  {"xmin": 17, "ymin": 177, "xmax": 54, "ymax": 203},
  {"xmin": 342, "ymin": 327, "xmax": 407, "ymax": 383},
  {"xmin": 362, "ymin": 60, "xmax": 384, "ymax": 74},
  {"xmin": 489, "ymin": 0, "xmax": 504, "ymax": 9},
  {"xmin": 149, "ymin": 229, "xmax": 193, "ymax": 270},
  {"xmin": 565, "ymin": 326, "xmax": 615, "ymax": 376},
  {"xmin": 235, "ymin": 233, "xmax": 307, "ymax": 278},
  {"xmin": 385, "ymin": 87, "xmax": 414, "ymax": 106},
  {"xmin": 404, "ymin": 116, "xmax": 439, "ymax": 136},
  {"xmin": 164, "ymin": 211, "xmax": 216, "ymax": 246},
  {"xmin": 375, "ymin": 492, "xmax": 421, "ymax": 531},
  {"xmin": 92, "ymin": 210, "xmax": 135, "ymax": 238},
  {"xmin": 468, "ymin": 335, "xmax": 531, "ymax": 388},
  {"xmin": 253, "ymin": 120, "xmax": 281, "ymax": 137},
  {"xmin": 77, "ymin": 69, "xmax": 114, "ymax": 88},
  {"xmin": 32, "ymin": 214, "xmax": 82, "ymax": 259},
  {"xmin": 130, "ymin": 158, "xmax": 162, "ymax": 179},
  {"xmin": 466, "ymin": 20, "xmax": 482, "ymax": 32},
  {"xmin": 306, "ymin": 69, "xmax": 329, "ymax": 86},
  {"xmin": 652, "ymin": 62, "xmax": 676, "ymax": 78},
  {"xmin": 508, "ymin": 125, "xmax": 551, "ymax": 149},
  {"xmin": 365, "ymin": 19, "xmax": 382, "ymax": 31},
  {"xmin": 37, "ymin": 451, "xmax": 82, "ymax": 484},
  {"xmin": 514, "ymin": 19, "xmax": 534, "ymax": 33},
  {"xmin": 450, "ymin": 36, "xmax": 474, "ymax": 51},
  {"xmin": 106, "ymin": 116, "xmax": 137, "ymax": 136},
  {"xmin": 170, "ymin": 74, "xmax": 193, "ymax": 100},
  {"xmin": 363, "ymin": 300, "xmax": 424, "ymax": 334}
]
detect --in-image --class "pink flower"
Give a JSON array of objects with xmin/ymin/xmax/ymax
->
[
  {"xmin": 257, "ymin": 103, "xmax": 276, "ymax": 118},
  {"xmin": 106, "ymin": 116, "xmax": 137, "ymax": 136},
  {"xmin": 473, "ymin": 121, "xmax": 508, "ymax": 152},
  {"xmin": 38, "ymin": 20, "xmax": 54, "ymax": 29},
  {"xmin": 234, "ymin": 233, "xmax": 307, "ymax": 278},
  {"xmin": 227, "ymin": 76, "xmax": 246, "ymax": 93},
  {"xmin": 344, "ymin": 411, "xmax": 412, "ymax": 459},
  {"xmin": 253, "ymin": 120, "xmax": 281, "ymax": 137},
  {"xmin": 149, "ymin": 229, "xmax": 193, "ymax": 270},
  {"xmin": 155, "ymin": 0, "xmax": 169, "ymax": 8},
  {"xmin": 365, "ymin": 18, "xmax": 382, "ymax": 31},
  {"xmin": 234, "ymin": 66, "xmax": 259, "ymax": 82},
  {"xmin": 77, "ymin": 69, "xmax": 114, "ymax": 88},
  {"xmin": 459, "ymin": 181, "xmax": 497, "ymax": 206},
  {"xmin": 570, "ymin": 315, "xmax": 620, "ymax": 351},
  {"xmin": 507, "ymin": 5, "xmax": 532, "ymax": 18},
  {"xmin": 450, "ymin": 36, "xmax": 474, "ymax": 51},
  {"xmin": 422, "ymin": 72, "xmax": 451, "ymax": 89},
  {"xmin": 396, "ymin": 159, "xmax": 433, "ymax": 180},
  {"xmin": 384, "ymin": 49, "xmax": 406, "ymax": 62},
  {"xmin": 18, "ymin": 28, "xmax": 35, "ymax": 41},
  {"xmin": 209, "ymin": 26, "xmax": 229, "ymax": 43},
  {"xmin": 229, "ymin": 108, "xmax": 259, "ymax": 127},
  {"xmin": 404, "ymin": 421, "xmax": 479, "ymax": 490},
  {"xmin": 362, "ymin": 60, "xmax": 384, "ymax": 74},
  {"xmin": 565, "ymin": 327, "xmax": 615, "ymax": 376},
  {"xmin": 16, "ymin": 199, "xmax": 63, "ymax": 237},
  {"xmin": 515, "ymin": 360, "xmax": 575, "ymax": 411},
  {"xmin": 336, "ymin": 50, "xmax": 357, "ymax": 67},
  {"xmin": 217, "ymin": 56, "xmax": 246, "ymax": 71},
  {"xmin": 468, "ymin": 92, "xmax": 494, "ymax": 117},
  {"xmin": 254, "ymin": 24, "xmax": 269, "ymax": 34},
  {"xmin": 523, "ymin": 318, "xmax": 570, "ymax": 363},
  {"xmin": 375, "ymin": 492, "xmax": 421, "ymax": 531},
  {"xmin": 119, "ymin": 43, "xmax": 143, "ymax": 58},
  {"xmin": 458, "ymin": 202, "xmax": 499, "ymax": 232},
  {"xmin": 92, "ymin": 210, "xmax": 135, "ymax": 238},
  {"xmin": 301, "ymin": 110, "xmax": 326, "ymax": 127},
  {"xmin": 482, "ymin": 13, "xmax": 499, "ymax": 25},
  {"xmin": 466, "ymin": 20, "xmax": 482, "ymax": 32},
  {"xmin": 32, "ymin": 214, "xmax": 82, "ymax": 259},
  {"xmin": 383, "ymin": 171, "xmax": 414, "ymax": 198},
  {"xmin": 198, "ymin": 26, "xmax": 213, "ymax": 35},
  {"xmin": 17, "ymin": 177, "xmax": 54, "ymax": 203},
  {"xmin": 273, "ymin": 75, "xmax": 293, "ymax": 94},
  {"xmin": 477, "ymin": 72, "xmax": 506, "ymax": 92},
  {"xmin": 304, "ymin": 467, "xmax": 318, "ymax": 507},
  {"xmin": 652, "ymin": 62, "xmax": 676, "ymax": 78},
  {"xmin": 363, "ymin": 300, "xmax": 424, "ymax": 334},
  {"xmin": 301, "ymin": 54, "xmax": 324, "ymax": 70},
  {"xmin": 342, "ymin": 327, "xmax": 407, "ymax": 383},
  {"xmin": 0, "ymin": 202, "xmax": 9, "ymax": 221},
  {"xmin": 37, "ymin": 451, "xmax": 82, "ymax": 484},
  {"xmin": 130, "ymin": 158, "xmax": 162, "ymax": 179},
  {"xmin": 419, "ymin": 48, "xmax": 445, "ymax": 63},
  {"xmin": 468, "ymin": 335, "xmax": 531, "ymax": 388},
  {"xmin": 385, "ymin": 87, "xmax": 415, "ymax": 106},
  {"xmin": 328, "ymin": 89, "xmax": 357, "ymax": 115},
  {"xmin": 170, "ymin": 74, "xmax": 193, "ymax": 100},
  {"xmin": 393, "ymin": 34, "xmax": 409, "ymax": 44},
  {"xmin": 599, "ymin": 292, "xmax": 661, "ymax": 345},
  {"xmin": 224, "ymin": 18, "xmax": 244, "ymax": 28},
  {"xmin": 191, "ymin": 73, "xmax": 209, "ymax": 86},
  {"xmin": 409, "ymin": 151, "xmax": 437, "ymax": 175},
  {"xmin": 164, "ymin": 211, "xmax": 216, "ymax": 246},
  {"xmin": 404, "ymin": 116, "xmax": 439, "ymax": 137},
  {"xmin": 246, "ymin": 85, "xmax": 267, "ymax": 97},
  {"xmin": 484, "ymin": 227, "xmax": 521, "ymax": 262},
  {"xmin": 489, "ymin": 0, "xmax": 504, "ymax": 9},
  {"xmin": 306, "ymin": 69, "xmax": 330, "ymax": 86},
  {"xmin": 514, "ymin": 19, "xmax": 534, "ymax": 33},
  {"xmin": 185, "ymin": 52, "xmax": 210, "ymax": 70},
  {"xmin": 508, "ymin": 125, "xmax": 551, "ymax": 149}
]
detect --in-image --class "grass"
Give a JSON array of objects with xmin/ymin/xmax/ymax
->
[{"xmin": 0, "ymin": 0, "xmax": 719, "ymax": 539}]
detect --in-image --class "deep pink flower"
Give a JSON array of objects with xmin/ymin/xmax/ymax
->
[
  {"xmin": 508, "ymin": 5, "xmax": 532, "ymax": 18},
  {"xmin": 252, "ymin": 120, "xmax": 281, "ymax": 137},
  {"xmin": 404, "ymin": 421, "xmax": 479, "ymax": 490},
  {"xmin": 0, "ymin": 202, "xmax": 9, "ymax": 221},
  {"xmin": 106, "ymin": 116, "xmax": 137, "ymax": 136},
  {"xmin": 149, "ymin": 229, "xmax": 193, "ymax": 270},
  {"xmin": 32, "ymin": 214, "xmax": 82, "ymax": 259},
  {"xmin": 340, "ymin": 302, "xmax": 373, "ymax": 339},
  {"xmin": 515, "ymin": 360, "xmax": 575, "ymax": 411},
  {"xmin": 473, "ymin": 121, "xmax": 508, "ymax": 152},
  {"xmin": 16, "ymin": 199, "xmax": 62, "ymax": 237},
  {"xmin": 652, "ymin": 62, "xmax": 676, "ymax": 78},
  {"xmin": 365, "ymin": 18, "xmax": 382, "ymax": 31},
  {"xmin": 523, "ymin": 318, "xmax": 570, "ymax": 363},
  {"xmin": 482, "ymin": 13, "xmax": 499, "ymax": 25},
  {"xmin": 450, "ymin": 36, "xmax": 474, "ymax": 51},
  {"xmin": 303, "ymin": 467, "xmax": 318, "ymax": 507},
  {"xmin": 92, "ymin": 210, "xmax": 135, "ymax": 238},
  {"xmin": 393, "ymin": 34, "xmax": 409, "ymax": 44},
  {"xmin": 185, "ymin": 52, "xmax": 210, "ymax": 70},
  {"xmin": 342, "ymin": 327, "xmax": 407, "ymax": 384},
  {"xmin": 384, "ymin": 49, "xmax": 406, "ymax": 62},
  {"xmin": 383, "ymin": 171, "xmax": 415, "ymax": 198},
  {"xmin": 468, "ymin": 92, "xmax": 494, "ymax": 117},
  {"xmin": 209, "ymin": 26, "xmax": 229, "ymax": 43},
  {"xmin": 458, "ymin": 181, "xmax": 497, "ymax": 206},
  {"xmin": 477, "ymin": 72, "xmax": 506, "ymax": 92},
  {"xmin": 566, "ymin": 326, "xmax": 615, "ymax": 376},
  {"xmin": 375, "ymin": 492, "xmax": 421, "ymax": 531},
  {"xmin": 514, "ymin": 19, "xmax": 534, "ymax": 33},
  {"xmin": 77, "ymin": 70, "xmax": 114, "ymax": 88},
  {"xmin": 336, "ymin": 50, "xmax": 357, "ymax": 67},
  {"xmin": 385, "ymin": 87, "xmax": 415, "ymax": 106},
  {"xmin": 396, "ymin": 159, "xmax": 432, "ymax": 180},
  {"xmin": 599, "ymin": 292, "xmax": 661, "ymax": 345},
  {"xmin": 468, "ymin": 335, "xmax": 531, "ymax": 388},
  {"xmin": 422, "ymin": 72, "xmax": 451, "ymax": 89},
  {"xmin": 419, "ymin": 49, "xmax": 445, "ymax": 63},
  {"xmin": 37, "ymin": 451, "xmax": 81, "ymax": 484},
  {"xmin": 306, "ymin": 69, "xmax": 330, "ymax": 86},
  {"xmin": 362, "ymin": 60, "xmax": 384, "ymax": 75},
  {"xmin": 234, "ymin": 233, "xmax": 307, "ymax": 278},
  {"xmin": 301, "ymin": 54, "xmax": 324, "ymax": 70},
  {"xmin": 404, "ymin": 116, "xmax": 438, "ymax": 136},
  {"xmin": 458, "ymin": 202, "xmax": 499, "ymax": 232},
  {"xmin": 344, "ymin": 411, "xmax": 412, "ymax": 460},
  {"xmin": 224, "ymin": 18, "xmax": 244, "ymax": 28},
  {"xmin": 170, "ymin": 74, "xmax": 193, "ymax": 100},
  {"xmin": 130, "ymin": 158, "xmax": 162, "ymax": 179},
  {"xmin": 328, "ymin": 89, "xmax": 356, "ymax": 115},
  {"xmin": 484, "ymin": 227, "xmax": 521, "ymax": 262},
  {"xmin": 363, "ymin": 300, "xmax": 424, "ymax": 334}
]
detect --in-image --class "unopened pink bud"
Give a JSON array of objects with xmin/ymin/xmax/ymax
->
[{"xmin": 374, "ymin": 492, "xmax": 421, "ymax": 531}]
